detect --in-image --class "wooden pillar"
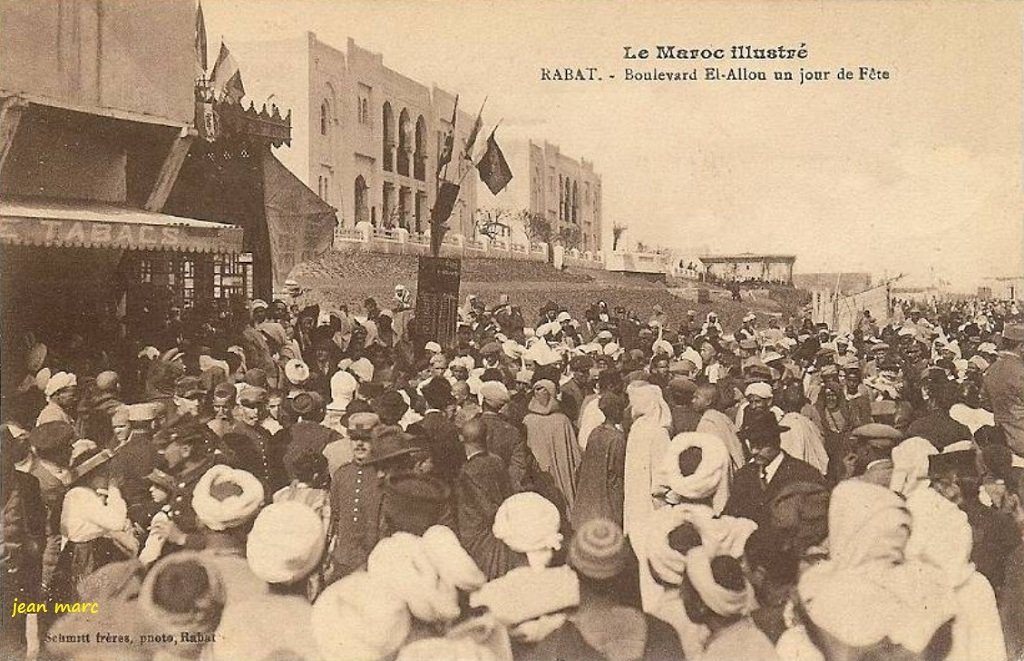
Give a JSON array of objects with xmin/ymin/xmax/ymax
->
[
  {"xmin": 145, "ymin": 128, "xmax": 196, "ymax": 212},
  {"xmin": 0, "ymin": 96, "xmax": 28, "ymax": 178}
]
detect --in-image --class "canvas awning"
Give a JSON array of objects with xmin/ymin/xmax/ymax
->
[{"xmin": 0, "ymin": 197, "xmax": 244, "ymax": 253}]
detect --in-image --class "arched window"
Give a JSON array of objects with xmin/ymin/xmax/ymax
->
[
  {"xmin": 414, "ymin": 116, "xmax": 427, "ymax": 180},
  {"xmin": 572, "ymin": 181, "xmax": 579, "ymax": 223},
  {"xmin": 354, "ymin": 175, "xmax": 368, "ymax": 225},
  {"xmin": 382, "ymin": 102, "xmax": 395, "ymax": 171},
  {"xmin": 397, "ymin": 108, "xmax": 411, "ymax": 176},
  {"xmin": 320, "ymin": 100, "xmax": 331, "ymax": 136},
  {"xmin": 558, "ymin": 175, "xmax": 564, "ymax": 220}
]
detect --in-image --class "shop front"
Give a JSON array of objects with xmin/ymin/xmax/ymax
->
[{"xmin": 0, "ymin": 197, "xmax": 244, "ymax": 357}]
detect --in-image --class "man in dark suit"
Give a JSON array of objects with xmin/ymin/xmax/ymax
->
[
  {"xmin": 408, "ymin": 377, "xmax": 464, "ymax": 489},
  {"xmin": 725, "ymin": 409, "xmax": 824, "ymax": 525},
  {"xmin": 478, "ymin": 381, "xmax": 532, "ymax": 492}
]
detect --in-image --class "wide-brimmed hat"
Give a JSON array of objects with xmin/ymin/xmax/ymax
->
[
  {"xmin": 364, "ymin": 429, "xmax": 420, "ymax": 465},
  {"xmin": 381, "ymin": 473, "xmax": 451, "ymax": 535},
  {"xmin": 291, "ymin": 391, "xmax": 324, "ymax": 417},
  {"xmin": 1002, "ymin": 323, "xmax": 1024, "ymax": 343}
]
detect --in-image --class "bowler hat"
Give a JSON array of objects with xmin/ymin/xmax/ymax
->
[
  {"xmin": 738, "ymin": 409, "xmax": 790, "ymax": 443},
  {"xmin": 382, "ymin": 473, "xmax": 450, "ymax": 535}
]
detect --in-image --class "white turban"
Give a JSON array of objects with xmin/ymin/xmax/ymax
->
[
  {"xmin": 904, "ymin": 487, "xmax": 975, "ymax": 588},
  {"xmin": 828, "ymin": 480, "xmax": 911, "ymax": 569},
  {"xmin": 799, "ymin": 558, "xmax": 955, "ymax": 654},
  {"xmin": 678, "ymin": 347, "xmax": 703, "ymax": 372},
  {"xmin": 284, "ymin": 359, "xmax": 310, "ymax": 385},
  {"xmin": 328, "ymin": 370, "xmax": 358, "ymax": 411},
  {"xmin": 348, "ymin": 357, "xmax": 374, "ymax": 384},
  {"xmin": 191, "ymin": 465, "xmax": 264, "ymax": 531},
  {"xmin": 246, "ymin": 502, "xmax": 325, "ymax": 584},
  {"xmin": 45, "ymin": 371, "xmax": 77, "ymax": 398},
  {"xmin": 493, "ymin": 493, "xmax": 562, "ymax": 567},
  {"xmin": 651, "ymin": 339, "xmax": 674, "ymax": 357},
  {"xmin": 655, "ymin": 432, "xmax": 731, "ymax": 514},
  {"xmin": 684, "ymin": 545, "xmax": 754, "ymax": 617},
  {"xmin": 889, "ymin": 436, "xmax": 938, "ymax": 497},
  {"xmin": 421, "ymin": 525, "xmax": 486, "ymax": 591},
  {"xmin": 744, "ymin": 381, "xmax": 772, "ymax": 399},
  {"xmin": 367, "ymin": 533, "xmax": 460, "ymax": 623},
  {"xmin": 312, "ymin": 572, "xmax": 411, "ymax": 661}
]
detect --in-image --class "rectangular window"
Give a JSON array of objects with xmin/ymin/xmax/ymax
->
[
  {"xmin": 213, "ymin": 254, "xmax": 252, "ymax": 301},
  {"xmin": 139, "ymin": 259, "xmax": 153, "ymax": 284}
]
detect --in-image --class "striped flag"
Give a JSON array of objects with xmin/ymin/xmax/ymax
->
[
  {"xmin": 462, "ymin": 97, "xmax": 486, "ymax": 159},
  {"xmin": 437, "ymin": 95, "xmax": 458, "ymax": 174},
  {"xmin": 195, "ymin": 1, "xmax": 208, "ymax": 75},
  {"xmin": 210, "ymin": 42, "xmax": 245, "ymax": 104},
  {"xmin": 476, "ymin": 128, "xmax": 513, "ymax": 194}
]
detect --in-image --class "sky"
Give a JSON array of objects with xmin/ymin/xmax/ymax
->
[{"xmin": 203, "ymin": 0, "xmax": 1024, "ymax": 290}]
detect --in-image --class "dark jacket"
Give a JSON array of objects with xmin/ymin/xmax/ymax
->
[
  {"xmin": 725, "ymin": 452, "xmax": 824, "ymax": 524},
  {"xmin": 2, "ymin": 471, "xmax": 47, "ymax": 601},
  {"xmin": 408, "ymin": 411, "xmax": 464, "ymax": 488},
  {"xmin": 480, "ymin": 411, "xmax": 532, "ymax": 491},
  {"xmin": 457, "ymin": 452, "xmax": 517, "ymax": 580},
  {"xmin": 222, "ymin": 423, "xmax": 287, "ymax": 496}
]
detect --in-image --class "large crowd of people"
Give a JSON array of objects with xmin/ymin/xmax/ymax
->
[{"xmin": 2, "ymin": 285, "xmax": 1023, "ymax": 660}]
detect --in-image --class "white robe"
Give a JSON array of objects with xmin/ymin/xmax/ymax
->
[{"xmin": 779, "ymin": 412, "xmax": 829, "ymax": 476}]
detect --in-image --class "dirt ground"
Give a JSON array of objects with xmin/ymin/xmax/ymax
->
[{"xmin": 290, "ymin": 252, "xmax": 806, "ymax": 327}]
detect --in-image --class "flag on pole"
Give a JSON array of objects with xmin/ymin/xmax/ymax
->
[
  {"xmin": 476, "ymin": 128, "xmax": 513, "ymax": 194},
  {"xmin": 462, "ymin": 97, "xmax": 486, "ymax": 160},
  {"xmin": 210, "ymin": 42, "xmax": 245, "ymax": 104},
  {"xmin": 437, "ymin": 95, "xmax": 459, "ymax": 174},
  {"xmin": 430, "ymin": 181, "xmax": 461, "ymax": 255},
  {"xmin": 195, "ymin": 1, "xmax": 208, "ymax": 75}
]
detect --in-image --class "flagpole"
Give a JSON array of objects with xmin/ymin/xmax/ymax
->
[{"xmin": 457, "ymin": 118, "xmax": 505, "ymax": 188}]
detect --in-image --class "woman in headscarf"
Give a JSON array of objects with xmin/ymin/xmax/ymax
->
[{"xmin": 522, "ymin": 379, "xmax": 581, "ymax": 511}]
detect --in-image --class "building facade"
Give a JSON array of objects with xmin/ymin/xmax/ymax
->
[
  {"xmin": 233, "ymin": 33, "xmax": 479, "ymax": 240},
  {"xmin": 477, "ymin": 139, "xmax": 602, "ymax": 254},
  {"xmin": 700, "ymin": 253, "xmax": 796, "ymax": 285}
]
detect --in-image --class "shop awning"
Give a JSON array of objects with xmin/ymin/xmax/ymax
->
[{"xmin": 0, "ymin": 198, "xmax": 244, "ymax": 254}]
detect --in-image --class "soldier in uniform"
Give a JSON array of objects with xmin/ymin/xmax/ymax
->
[
  {"xmin": 222, "ymin": 385, "xmax": 284, "ymax": 496},
  {"xmin": 140, "ymin": 415, "xmax": 220, "ymax": 552}
]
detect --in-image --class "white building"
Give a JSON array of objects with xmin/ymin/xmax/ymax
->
[{"xmin": 232, "ymin": 33, "xmax": 479, "ymax": 239}]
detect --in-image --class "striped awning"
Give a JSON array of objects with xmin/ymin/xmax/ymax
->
[{"xmin": 0, "ymin": 198, "xmax": 244, "ymax": 254}]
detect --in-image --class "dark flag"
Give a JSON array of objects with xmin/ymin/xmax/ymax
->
[
  {"xmin": 476, "ymin": 128, "xmax": 513, "ymax": 194},
  {"xmin": 210, "ymin": 42, "xmax": 245, "ymax": 104},
  {"xmin": 437, "ymin": 95, "xmax": 459, "ymax": 174},
  {"xmin": 430, "ymin": 181, "xmax": 461, "ymax": 255},
  {"xmin": 195, "ymin": 1, "xmax": 208, "ymax": 75}
]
